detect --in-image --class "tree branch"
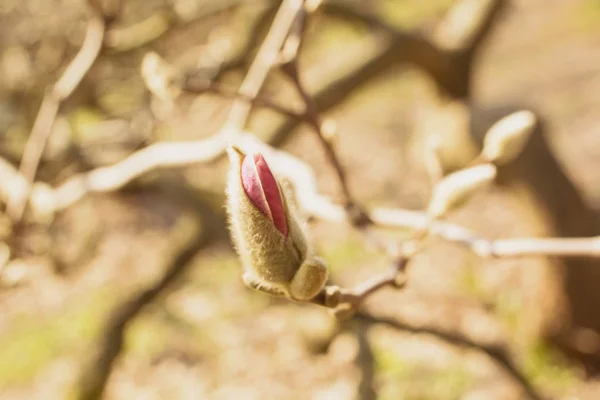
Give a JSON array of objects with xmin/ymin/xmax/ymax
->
[
  {"xmin": 6, "ymin": 3, "xmax": 106, "ymax": 223},
  {"xmin": 226, "ymin": 0, "xmax": 303, "ymax": 131}
]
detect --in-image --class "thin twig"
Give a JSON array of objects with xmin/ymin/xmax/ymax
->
[
  {"xmin": 275, "ymin": 3, "xmax": 410, "ymax": 312},
  {"xmin": 6, "ymin": 5, "xmax": 106, "ymax": 222},
  {"xmin": 308, "ymin": 241, "xmax": 413, "ymax": 317},
  {"xmin": 283, "ymin": 61, "xmax": 355, "ymax": 206},
  {"xmin": 309, "ymin": 266, "xmax": 401, "ymax": 313},
  {"xmin": 355, "ymin": 311, "xmax": 546, "ymax": 400},
  {"xmin": 226, "ymin": 0, "xmax": 303, "ymax": 131},
  {"xmin": 77, "ymin": 202, "xmax": 211, "ymax": 400}
]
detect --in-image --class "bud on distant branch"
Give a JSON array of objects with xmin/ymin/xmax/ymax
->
[
  {"xmin": 226, "ymin": 146, "xmax": 328, "ymax": 301},
  {"xmin": 428, "ymin": 164, "xmax": 497, "ymax": 219},
  {"xmin": 481, "ymin": 110, "xmax": 536, "ymax": 165}
]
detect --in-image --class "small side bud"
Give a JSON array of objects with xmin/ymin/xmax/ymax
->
[
  {"xmin": 481, "ymin": 110, "xmax": 536, "ymax": 165},
  {"xmin": 428, "ymin": 164, "xmax": 497, "ymax": 219}
]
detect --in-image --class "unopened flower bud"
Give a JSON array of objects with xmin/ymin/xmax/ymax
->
[
  {"xmin": 226, "ymin": 146, "xmax": 328, "ymax": 301},
  {"xmin": 241, "ymin": 152, "xmax": 288, "ymax": 237},
  {"xmin": 428, "ymin": 164, "xmax": 497, "ymax": 218},
  {"xmin": 481, "ymin": 110, "xmax": 536, "ymax": 165}
]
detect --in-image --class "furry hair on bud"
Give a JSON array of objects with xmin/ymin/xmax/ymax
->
[{"xmin": 225, "ymin": 146, "xmax": 327, "ymax": 300}]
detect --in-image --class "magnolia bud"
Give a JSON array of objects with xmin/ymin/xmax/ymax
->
[
  {"xmin": 481, "ymin": 110, "xmax": 536, "ymax": 165},
  {"xmin": 241, "ymin": 152, "xmax": 288, "ymax": 237},
  {"xmin": 428, "ymin": 164, "xmax": 497, "ymax": 218},
  {"xmin": 226, "ymin": 146, "xmax": 327, "ymax": 301}
]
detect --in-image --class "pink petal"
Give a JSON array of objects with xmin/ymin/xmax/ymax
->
[{"xmin": 241, "ymin": 153, "xmax": 288, "ymax": 237}]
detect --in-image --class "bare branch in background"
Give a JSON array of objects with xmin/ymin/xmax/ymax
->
[
  {"xmin": 269, "ymin": 4, "xmax": 411, "ymax": 316},
  {"xmin": 6, "ymin": 4, "xmax": 106, "ymax": 223},
  {"xmin": 226, "ymin": 0, "xmax": 303, "ymax": 131}
]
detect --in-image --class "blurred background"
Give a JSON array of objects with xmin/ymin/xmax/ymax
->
[{"xmin": 1, "ymin": 0, "xmax": 600, "ymax": 399}]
